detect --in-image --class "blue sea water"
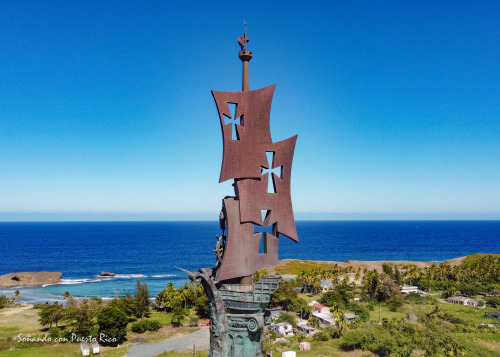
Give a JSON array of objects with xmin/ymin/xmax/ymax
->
[{"xmin": 0, "ymin": 221, "xmax": 499, "ymax": 304}]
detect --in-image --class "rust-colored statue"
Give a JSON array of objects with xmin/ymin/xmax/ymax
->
[
  {"xmin": 184, "ymin": 24, "xmax": 299, "ymax": 356},
  {"xmin": 213, "ymin": 84, "xmax": 299, "ymax": 282}
]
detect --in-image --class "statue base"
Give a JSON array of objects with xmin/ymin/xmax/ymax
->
[{"xmin": 188, "ymin": 269, "xmax": 280, "ymax": 357}]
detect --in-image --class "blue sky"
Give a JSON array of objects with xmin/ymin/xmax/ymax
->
[{"xmin": 1, "ymin": 1, "xmax": 499, "ymax": 221}]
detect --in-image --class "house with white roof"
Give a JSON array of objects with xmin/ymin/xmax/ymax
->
[
  {"xmin": 400, "ymin": 285, "xmax": 421, "ymax": 295},
  {"xmin": 296, "ymin": 319, "xmax": 318, "ymax": 336},
  {"xmin": 448, "ymin": 296, "xmax": 482, "ymax": 307}
]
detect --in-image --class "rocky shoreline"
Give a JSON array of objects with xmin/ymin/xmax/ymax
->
[{"xmin": 0, "ymin": 272, "xmax": 62, "ymax": 288}]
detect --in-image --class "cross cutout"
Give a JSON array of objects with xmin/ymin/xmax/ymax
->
[
  {"xmin": 254, "ymin": 210, "xmax": 275, "ymax": 254},
  {"xmin": 223, "ymin": 103, "xmax": 242, "ymax": 141},
  {"xmin": 254, "ymin": 226, "xmax": 275, "ymax": 254},
  {"xmin": 261, "ymin": 151, "xmax": 282, "ymax": 193}
]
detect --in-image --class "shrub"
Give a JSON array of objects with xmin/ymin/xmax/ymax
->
[
  {"xmin": 131, "ymin": 321, "xmax": 147, "ymax": 333},
  {"xmin": 405, "ymin": 292, "xmax": 424, "ymax": 304},
  {"xmin": 350, "ymin": 303, "xmax": 370, "ymax": 322},
  {"xmin": 145, "ymin": 320, "xmax": 161, "ymax": 331},
  {"xmin": 388, "ymin": 294, "xmax": 405, "ymax": 312},
  {"xmin": 0, "ymin": 296, "xmax": 10, "ymax": 309},
  {"xmin": 341, "ymin": 329, "xmax": 365, "ymax": 350},
  {"xmin": 313, "ymin": 331, "xmax": 330, "ymax": 341},
  {"xmin": 366, "ymin": 300, "xmax": 377, "ymax": 311},
  {"xmin": 48, "ymin": 328, "xmax": 60, "ymax": 339},
  {"xmin": 195, "ymin": 294, "xmax": 210, "ymax": 318},
  {"xmin": 486, "ymin": 297, "xmax": 500, "ymax": 308},
  {"xmin": 131, "ymin": 320, "xmax": 161, "ymax": 333}
]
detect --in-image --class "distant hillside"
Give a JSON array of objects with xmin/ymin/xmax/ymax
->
[{"xmin": 265, "ymin": 253, "xmax": 500, "ymax": 276}]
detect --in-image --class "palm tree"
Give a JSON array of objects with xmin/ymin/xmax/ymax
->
[
  {"xmin": 13, "ymin": 290, "xmax": 21, "ymax": 303},
  {"xmin": 332, "ymin": 309, "xmax": 347, "ymax": 338}
]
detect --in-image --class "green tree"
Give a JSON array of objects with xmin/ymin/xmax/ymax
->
[
  {"xmin": 195, "ymin": 294, "xmax": 210, "ymax": 318},
  {"xmin": 269, "ymin": 280, "xmax": 299, "ymax": 310},
  {"xmin": 65, "ymin": 300, "xmax": 94, "ymax": 337},
  {"xmin": 38, "ymin": 303, "xmax": 54, "ymax": 328},
  {"xmin": 38, "ymin": 302, "xmax": 64, "ymax": 328},
  {"xmin": 276, "ymin": 312, "xmax": 297, "ymax": 328},
  {"xmin": 134, "ymin": 279, "xmax": 150, "ymax": 318},
  {"xmin": 382, "ymin": 264, "xmax": 394, "ymax": 279},
  {"xmin": 288, "ymin": 297, "xmax": 311, "ymax": 319},
  {"xmin": 97, "ymin": 306, "xmax": 128, "ymax": 346},
  {"xmin": 363, "ymin": 270, "xmax": 380, "ymax": 301},
  {"xmin": 109, "ymin": 294, "xmax": 138, "ymax": 318},
  {"xmin": 319, "ymin": 281, "xmax": 353, "ymax": 310},
  {"xmin": 170, "ymin": 301, "xmax": 188, "ymax": 327},
  {"xmin": 377, "ymin": 278, "xmax": 401, "ymax": 302}
]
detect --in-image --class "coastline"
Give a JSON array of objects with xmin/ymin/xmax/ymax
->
[{"xmin": 2, "ymin": 254, "xmax": 497, "ymax": 305}]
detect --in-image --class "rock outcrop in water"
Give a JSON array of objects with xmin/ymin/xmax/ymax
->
[
  {"xmin": 100, "ymin": 272, "xmax": 116, "ymax": 276},
  {"xmin": 0, "ymin": 272, "xmax": 62, "ymax": 287}
]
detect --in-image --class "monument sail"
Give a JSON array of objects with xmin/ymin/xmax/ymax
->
[{"xmin": 212, "ymin": 85, "xmax": 298, "ymax": 282}]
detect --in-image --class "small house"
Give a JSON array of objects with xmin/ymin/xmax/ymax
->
[
  {"xmin": 485, "ymin": 311, "xmax": 500, "ymax": 319},
  {"xmin": 313, "ymin": 304, "xmax": 330, "ymax": 315},
  {"xmin": 400, "ymin": 285, "xmax": 421, "ymax": 295},
  {"xmin": 296, "ymin": 320, "xmax": 317, "ymax": 335},
  {"xmin": 344, "ymin": 313, "xmax": 358, "ymax": 323},
  {"xmin": 448, "ymin": 296, "xmax": 482, "ymax": 307},
  {"xmin": 274, "ymin": 322, "xmax": 294, "ymax": 337}
]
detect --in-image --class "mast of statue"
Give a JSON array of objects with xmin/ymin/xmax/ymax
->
[
  {"xmin": 182, "ymin": 22, "xmax": 299, "ymax": 356},
  {"xmin": 238, "ymin": 21, "xmax": 252, "ymax": 91}
]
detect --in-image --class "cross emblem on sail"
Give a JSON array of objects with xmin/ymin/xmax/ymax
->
[{"xmin": 212, "ymin": 84, "xmax": 298, "ymax": 282}]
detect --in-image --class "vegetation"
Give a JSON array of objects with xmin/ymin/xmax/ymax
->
[
  {"xmin": 97, "ymin": 306, "xmax": 128, "ymax": 346},
  {"xmin": 154, "ymin": 281, "xmax": 207, "ymax": 325},
  {"xmin": 266, "ymin": 254, "xmax": 500, "ymax": 357},
  {"xmin": 0, "ymin": 296, "xmax": 10, "ymax": 309},
  {"xmin": 38, "ymin": 302, "xmax": 64, "ymax": 328},
  {"xmin": 2, "ymin": 254, "xmax": 499, "ymax": 356},
  {"xmin": 130, "ymin": 320, "xmax": 161, "ymax": 333},
  {"xmin": 134, "ymin": 279, "xmax": 150, "ymax": 318}
]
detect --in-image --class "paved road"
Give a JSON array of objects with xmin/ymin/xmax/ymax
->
[{"xmin": 127, "ymin": 327, "xmax": 209, "ymax": 357}]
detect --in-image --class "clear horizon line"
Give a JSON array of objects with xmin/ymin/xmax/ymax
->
[{"xmin": 0, "ymin": 212, "xmax": 499, "ymax": 222}]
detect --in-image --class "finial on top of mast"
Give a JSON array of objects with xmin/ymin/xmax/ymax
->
[
  {"xmin": 238, "ymin": 20, "xmax": 249, "ymax": 51},
  {"xmin": 238, "ymin": 20, "xmax": 252, "ymax": 91}
]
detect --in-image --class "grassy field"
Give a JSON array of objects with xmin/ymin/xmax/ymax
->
[
  {"xmin": 0, "ymin": 306, "xmax": 200, "ymax": 357},
  {"xmin": 0, "ymin": 307, "xmax": 41, "ymax": 340}
]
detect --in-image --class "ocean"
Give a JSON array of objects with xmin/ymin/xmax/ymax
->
[{"xmin": 1, "ymin": 221, "xmax": 499, "ymax": 304}]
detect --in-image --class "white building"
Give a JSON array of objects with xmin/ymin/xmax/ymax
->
[
  {"xmin": 448, "ymin": 296, "xmax": 482, "ymax": 307},
  {"xmin": 296, "ymin": 319, "xmax": 317, "ymax": 336},
  {"xmin": 312, "ymin": 304, "xmax": 335, "ymax": 326},
  {"xmin": 400, "ymin": 285, "xmax": 421, "ymax": 295},
  {"xmin": 274, "ymin": 322, "xmax": 294, "ymax": 337}
]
